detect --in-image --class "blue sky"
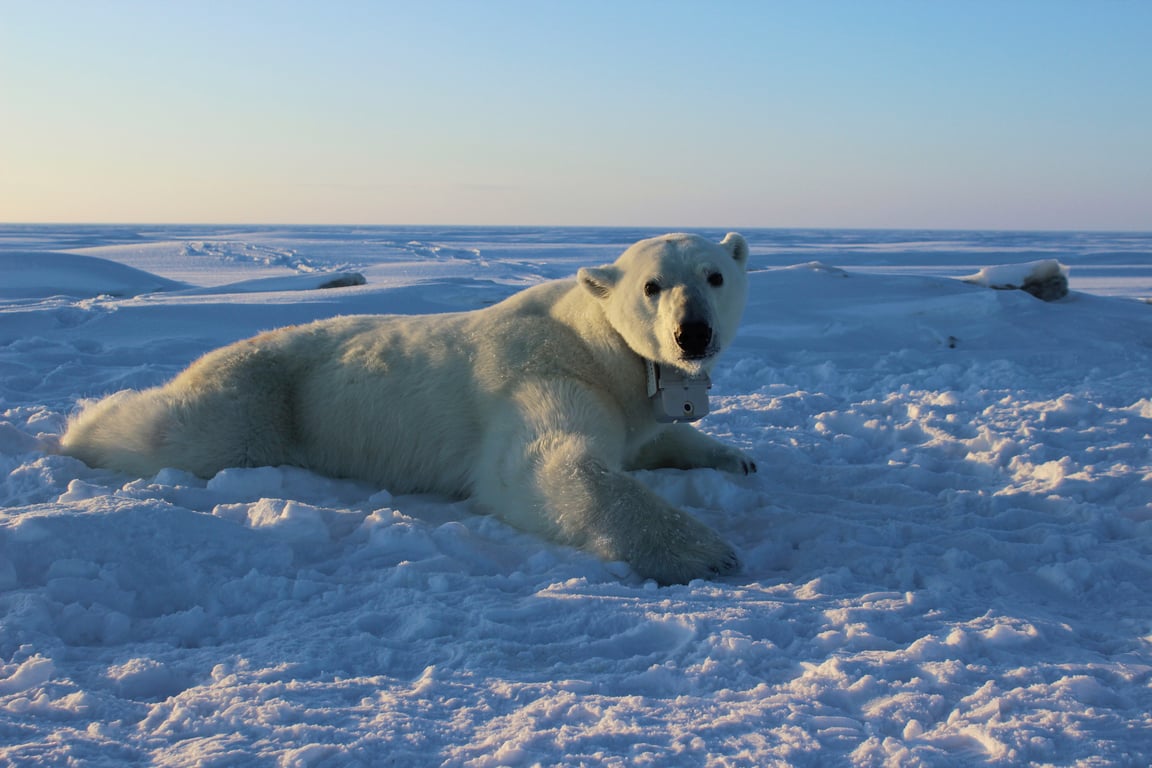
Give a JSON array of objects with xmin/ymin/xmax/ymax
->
[{"xmin": 2, "ymin": 1, "xmax": 1150, "ymax": 229}]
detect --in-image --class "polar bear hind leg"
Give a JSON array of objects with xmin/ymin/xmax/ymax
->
[{"xmin": 61, "ymin": 342, "xmax": 300, "ymax": 479}]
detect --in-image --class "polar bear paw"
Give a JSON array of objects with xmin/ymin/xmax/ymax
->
[
  {"xmin": 710, "ymin": 445, "xmax": 758, "ymax": 476},
  {"xmin": 627, "ymin": 513, "xmax": 740, "ymax": 586}
]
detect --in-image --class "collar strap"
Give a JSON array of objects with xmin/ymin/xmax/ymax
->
[{"xmin": 645, "ymin": 359, "xmax": 659, "ymax": 398}]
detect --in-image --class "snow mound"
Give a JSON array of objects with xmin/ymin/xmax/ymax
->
[
  {"xmin": 0, "ymin": 248, "xmax": 365, "ymax": 303},
  {"xmin": 0, "ymin": 251, "xmax": 187, "ymax": 299},
  {"xmin": 961, "ymin": 259, "xmax": 1070, "ymax": 301}
]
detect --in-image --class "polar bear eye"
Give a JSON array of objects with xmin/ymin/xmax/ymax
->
[
  {"xmin": 643, "ymin": 280, "xmax": 662, "ymax": 297},
  {"xmin": 707, "ymin": 272, "xmax": 724, "ymax": 288}
]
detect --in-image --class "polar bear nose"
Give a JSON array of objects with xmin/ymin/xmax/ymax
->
[{"xmin": 675, "ymin": 321, "xmax": 713, "ymax": 358}]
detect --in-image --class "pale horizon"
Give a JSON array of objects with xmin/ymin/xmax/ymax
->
[{"xmin": 3, "ymin": 1, "xmax": 1150, "ymax": 232}]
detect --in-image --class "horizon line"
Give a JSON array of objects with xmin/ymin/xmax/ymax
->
[{"xmin": 3, "ymin": 221, "xmax": 1151, "ymax": 236}]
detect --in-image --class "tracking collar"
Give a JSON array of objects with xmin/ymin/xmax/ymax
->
[{"xmin": 645, "ymin": 360, "xmax": 711, "ymax": 423}]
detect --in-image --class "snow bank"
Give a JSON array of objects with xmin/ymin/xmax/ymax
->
[
  {"xmin": 171, "ymin": 271, "xmax": 367, "ymax": 296},
  {"xmin": 2, "ymin": 226, "xmax": 1151, "ymax": 766}
]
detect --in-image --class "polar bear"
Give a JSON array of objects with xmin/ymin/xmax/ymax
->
[{"xmin": 61, "ymin": 232, "xmax": 756, "ymax": 584}]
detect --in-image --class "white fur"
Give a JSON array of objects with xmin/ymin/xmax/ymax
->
[{"xmin": 61, "ymin": 233, "xmax": 755, "ymax": 584}]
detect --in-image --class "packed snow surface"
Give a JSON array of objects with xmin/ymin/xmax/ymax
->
[{"xmin": 2, "ymin": 225, "xmax": 1151, "ymax": 766}]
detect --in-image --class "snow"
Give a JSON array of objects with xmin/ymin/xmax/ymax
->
[{"xmin": 2, "ymin": 224, "xmax": 1151, "ymax": 766}]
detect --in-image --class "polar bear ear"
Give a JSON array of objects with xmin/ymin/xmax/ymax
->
[
  {"xmin": 721, "ymin": 232, "xmax": 749, "ymax": 267},
  {"xmin": 578, "ymin": 266, "xmax": 620, "ymax": 300}
]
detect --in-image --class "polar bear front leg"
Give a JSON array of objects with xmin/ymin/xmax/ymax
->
[
  {"xmin": 629, "ymin": 424, "xmax": 757, "ymax": 475},
  {"xmin": 473, "ymin": 381, "xmax": 739, "ymax": 585},
  {"xmin": 536, "ymin": 445, "xmax": 741, "ymax": 585}
]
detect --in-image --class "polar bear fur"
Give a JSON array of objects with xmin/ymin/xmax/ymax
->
[{"xmin": 61, "ymin": 232, "xmax": 755, "ymax": 584}]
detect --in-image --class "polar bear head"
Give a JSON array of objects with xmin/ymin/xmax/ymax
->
[{"xmin": 578, "ymin": 232, "xmax": 750, "ymax": 375}]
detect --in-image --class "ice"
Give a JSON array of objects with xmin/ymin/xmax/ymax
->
[{"xmin": 2, "ymin": 225, "xmax": 1152, "ymax": 765}]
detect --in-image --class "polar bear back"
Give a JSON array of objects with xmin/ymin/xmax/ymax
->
[{"xmin": 246, "ymin": 280, "xmax": 598, "ymax": 495}]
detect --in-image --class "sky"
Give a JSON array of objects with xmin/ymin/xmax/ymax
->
[{"xmin": 1, "ymin": 1, "xmax": 1150, "ymax": 230}]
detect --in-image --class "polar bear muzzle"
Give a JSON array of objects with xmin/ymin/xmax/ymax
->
[{"xmin": 674, "ymin": 319, "xmax": 713, "ymax": 359}]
